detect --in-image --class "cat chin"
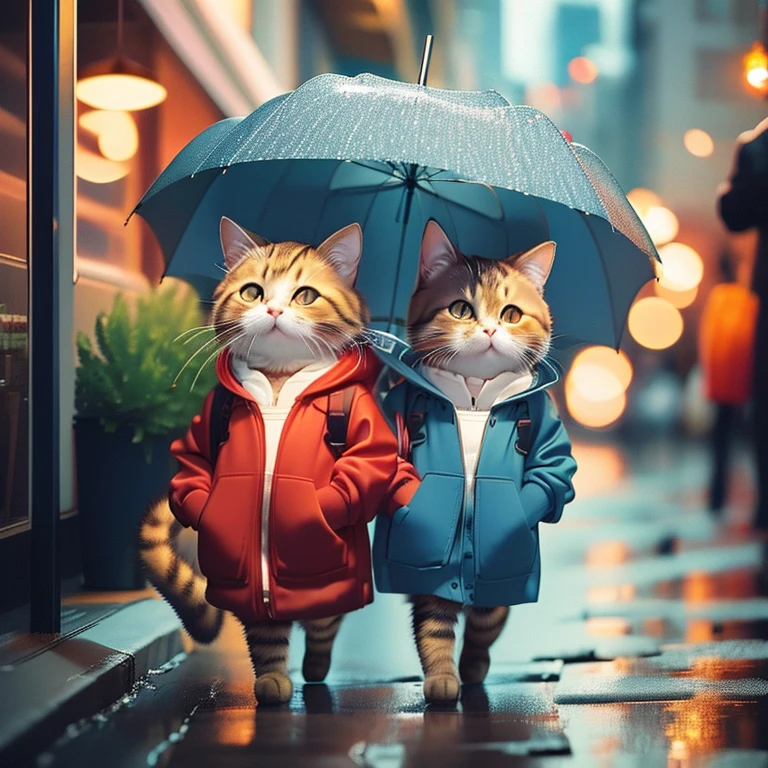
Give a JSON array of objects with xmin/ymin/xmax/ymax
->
[{"xmin": 441, "ymin": 353, "xmax": 532, "ymax": 380}]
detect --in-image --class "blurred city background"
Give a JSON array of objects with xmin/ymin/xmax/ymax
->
[{"xmin": 2, "ymin": 1, "xmax": 768, "ymax": 764}]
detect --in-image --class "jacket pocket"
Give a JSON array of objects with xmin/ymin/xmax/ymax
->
[
  {"xmin": 386, "ymin": 473, "xmax": 463, "ymax": 568},
  {"xmin": 475, "ymin": 478, "xmax": 537, "ymax": 581},
  {"xmin": 271, "ymin": 476, "xmax": 349, "ymax": 580},
  {"xmin": 197, "ymin": 475, "xmax": 254, "ymax": 584}
]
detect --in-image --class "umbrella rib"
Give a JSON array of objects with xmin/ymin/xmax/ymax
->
[{"xmin": 578, "ymin": 210, "xmax": 622, "ymax": 348}]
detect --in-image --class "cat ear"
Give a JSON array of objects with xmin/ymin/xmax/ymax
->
[
  {"xmin": 418, "ymin": 220, "xmax": 460, "ymax": 288},
  {"xmin": 316, "ymin": 223, "xmax": 363, "ymax": 287},
  {"xmin": 509, "ymin": 241, "xmax": 556, "ymax": 294},
  {"xmin": 220, "ymin": 217, "xmax": 269, "ymax": 270}
]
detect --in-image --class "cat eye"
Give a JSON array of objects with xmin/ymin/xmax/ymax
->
[
  {"xmin": 448, "ymin": 300, "xmax": 475, "ymax": 320},
  {"xmin": 501, "ymin": 304, "xmax": 523, "ymax": 324},
  {"xmin": 240, "ymin": 283, "xmax": 263, "ymax": 302},
  {"xmin": 292, "ymin": 286, "xmax": 320, "ymax": 306}
]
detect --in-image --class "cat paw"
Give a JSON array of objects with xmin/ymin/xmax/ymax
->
[
  {"xmin": 254, "ymin": 672, "xmax": 293, "ymax": 706},
  {"xmin": 423, "ymin": 673, "xmax": 460, "ymax": 704},
  {"xmin": 459, "ymin": 653, "xmax": 490, "ymax": 684},
  {"xmin": 303, "ymin": 651, "xmax": 331, "ymax": 683}
]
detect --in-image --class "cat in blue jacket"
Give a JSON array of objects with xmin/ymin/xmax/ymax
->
[{"xmin": 372, "ymin": 220, "xmax": 577, "ymax": 704}]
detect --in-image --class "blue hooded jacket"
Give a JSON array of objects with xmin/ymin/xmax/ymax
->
[{"xmin": 370, "ymin": 331, "xmax": 577, "ymax": 607}]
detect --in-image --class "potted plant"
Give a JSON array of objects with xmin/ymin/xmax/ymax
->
[{"xmin": 74, "ymin": 284, "xmax": 217, "ymax": 589}]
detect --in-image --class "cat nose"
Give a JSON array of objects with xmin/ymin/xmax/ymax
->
[
  {"xmin": 483, "ymin": 326, "xmax": 496, "ymax": 336},
  {"xmin": 266, "ymin": 305, "xmax": 283, "ymax": 317}
]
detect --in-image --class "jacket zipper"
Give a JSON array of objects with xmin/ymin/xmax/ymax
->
[
  {"xmin": 258, "ymin": 396, "xmax": 303, "ymax": 616},
  {"xmin": 246, "ymin": 401, "xmax": 274, "ymax": 618}
]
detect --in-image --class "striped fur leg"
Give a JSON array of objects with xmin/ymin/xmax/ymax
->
[
  {"xmin": 301, "ymin": 615, "xmax": 343, "ymax": 683},
  {"xmin": 411, "ymin": 595, "xmax": 462, "ymax": 704},
  {"xmin": 459, "ymin": 606, "xmax": 510, "ymax": 684},
  {"xmin": 243, "ymin": 620, "xmax": 294, "ymax": 706},
  {"xmin": 137, "ymin": 499, "xmax": 223, "ymax": 644}
]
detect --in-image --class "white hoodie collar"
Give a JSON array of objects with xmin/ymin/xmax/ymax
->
[
  {"xmin": 422, "ymin": 365, "xmax": 534, "ymax": 410},
  {"xmin": 230, "ymin": 357, "xmax": 334, "ymax": 408}
]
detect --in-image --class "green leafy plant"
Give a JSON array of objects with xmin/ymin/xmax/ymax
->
[{"xmin": 75, "ymin": 285, "xmax": 219, "ymax": 443}]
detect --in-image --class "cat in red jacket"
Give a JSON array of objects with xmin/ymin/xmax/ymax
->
[{"xmin": 139, "ymin": 218, "xmax": 397, "ymax": 705}]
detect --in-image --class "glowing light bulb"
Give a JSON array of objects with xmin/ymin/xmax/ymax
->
[{"xmin": 744, "ymin": 42, "xmax": 768, "ymax": 92}]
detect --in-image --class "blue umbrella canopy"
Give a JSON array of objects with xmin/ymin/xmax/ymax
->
[{"xmin": 131, "ymin": 73, "xmax": 659, "ymax": 349}]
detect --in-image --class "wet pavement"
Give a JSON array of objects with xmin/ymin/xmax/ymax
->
[{"xmin": 35, "ymin": 439, "xmax": 768, "ymax": 767}]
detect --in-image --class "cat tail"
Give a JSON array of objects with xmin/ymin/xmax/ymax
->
[{"xmin": 137, "ymin": 497, "xmax": 224, "ymax": 644}]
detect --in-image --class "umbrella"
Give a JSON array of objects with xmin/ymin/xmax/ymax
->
[{"xmin": 130, "ymin": 71, "xmax": 659, "ymax": 349}]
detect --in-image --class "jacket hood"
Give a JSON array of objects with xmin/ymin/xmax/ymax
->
[
  {"xmin": 368, "ymin": 330, "xmax": 560, "ymax": 404},
  {"xmin": 216, "ymin": 345, "xmax": 382, "ymax": 402}
]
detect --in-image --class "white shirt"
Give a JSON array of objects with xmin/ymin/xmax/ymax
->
[
  {"xmin": 422, "ymin": 366, "xmax": 533, "ymax": 478},
  {"xmin": 229, "ymin": 357, "xmax": 334, "ymax": 510}
]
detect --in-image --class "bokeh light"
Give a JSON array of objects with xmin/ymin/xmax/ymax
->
[
  {"xmin": 568, "ymin": 56, "xmax": 598, "ymax": 84},
  {"xmin": 643, "ymin": 206, "xmax": 679, "ymax": 246},
  {"xmin": 571, "ymin": 346, "xmax": 633, "ymax": 395},
  {"xmin": 657, "ymin": 242, "xmax": 704, "ymax": 292},
  {"xmin": 654, "ymin": 281, "xmax": 698, "ymax": 308},
  {"xmin": 79, "ymin": 110, "xmax": 139, "ymax": 162},
  {"xmin": 76, "ymin": 144, "xmax": 129, "ymax": 183},
  {"xmin": 627, "ymin": 187, "xmax": 662, "ymax": 218},
  {"xmin": 683, "ymin": 128, "xmax": 714, "ymax": 158},
  {"xmin": 628, "ymin": 296, "xmax": 684, "ymax": 350},
  {"xmin": 566, "ymin": 378, "xmax": 627, "ymax": 429}
]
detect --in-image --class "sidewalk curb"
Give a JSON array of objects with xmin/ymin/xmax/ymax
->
[{"xmin": 0, "ymin": 598, "xmax": 183, "ymax": 763}]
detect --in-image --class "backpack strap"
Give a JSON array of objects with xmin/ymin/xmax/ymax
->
[
  {"xmin": 395, "ymin": 390, "xmax": 427, "ymax": 461},
  {"xmin": 514, "ymin": 400, "xmax": 532, "ymax": 457},
  {"xmin": 208, "ymin": 383, "xmax": 234, "ymax": 468},
  {"xmin": 325, "ymin": 386, "xmax": 355, "ymax": 459}
]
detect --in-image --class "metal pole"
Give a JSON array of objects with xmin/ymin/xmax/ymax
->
[
  {"xmin": 29, "ymin": 0, "xmax": 62, "ymax": 634},
  {"xmin": 417, "ymin": 34, "xmax": 434, "ymax": 86}
]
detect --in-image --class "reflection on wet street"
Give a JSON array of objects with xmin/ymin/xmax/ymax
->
[{"xmin": 40, "ymin": 441, "xmax": 768, "ymax": 767}]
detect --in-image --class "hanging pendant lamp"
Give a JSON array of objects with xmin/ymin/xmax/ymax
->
[{"xmin": 76, "ymin": 0, "xmax": 167, "ymax": 111}]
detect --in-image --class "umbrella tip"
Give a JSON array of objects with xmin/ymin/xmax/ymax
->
[{"xmin": 418, "ymin": 35, "xmax": 434, "ymax": 86}]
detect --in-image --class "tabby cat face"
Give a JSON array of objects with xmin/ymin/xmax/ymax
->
[
  {"xmin": 407, "ymin": 221, "xmax": 555, "ymax": 380},
  {"xmin": 212, "ymin": 218, "xmax": 369, "ymax": 371}
]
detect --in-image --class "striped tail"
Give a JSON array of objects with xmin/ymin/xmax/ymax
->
[{"xmin": 137, "ymin": 498, "xmax": 224, "ymax": 644}]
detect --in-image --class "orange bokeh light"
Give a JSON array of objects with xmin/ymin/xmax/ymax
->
[
  {"xmin": 643, "ymin": 205, "xmax": 679, "ymax": 246},
  {"xmin": 654, "ymin": 282, "xmax": 698, "ymax": 309},
  {"xmin": 658, "ymin": 242, "xmax": 704, "ymax": 292},
  {"xmin": 568, "ymin": 56, "xmax": 598, "ymax": 85},
  {"xmin": 683, "ymin": 128, "xmax": 714, "ymax": 158},
  {"xmin": 627, "ymin": 187, "xmax": 662, "ymax": 218},
  {"xmin": 628, "ymin": 296, "xmax": 684, "ymax": 350},
  {"xmin": 570, "ymin": 346, "xmax": 633, "ymax": 399},
  {"xmin": 566, "ymin": 378, "xmax": 627, "ymax": 429}
]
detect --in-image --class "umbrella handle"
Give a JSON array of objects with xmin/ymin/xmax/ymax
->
[{"xmin": 418, "ymin": 35, "xmax": 434, "ymax": 86}]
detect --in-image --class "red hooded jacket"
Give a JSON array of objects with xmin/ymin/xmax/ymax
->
[{"xmin": 168, "ymin": 347, "xmax": 397, "ymax": 624}]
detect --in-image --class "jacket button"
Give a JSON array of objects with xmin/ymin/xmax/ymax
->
[
  {"xmin": 464, "ymin": 552, "xmax": 472, "ymax": 559},
  {"xmin": 489, "ymin": 417, "xmax": 497, "ymax": 427},
  {"xmin": 451, "ymin": 582, "xmax": 458, "ymax": 589},
  {"xmin": 466, "ymin": 583, "xmax": 474, "ymax": 590},
  {"xmin": 468, "ymin": 593, "xmax": 474, "ymax": 601}
]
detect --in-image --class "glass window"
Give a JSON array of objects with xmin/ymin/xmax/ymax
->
[{"xmin": 0, "ymin": 1, "xmax": 29, "ymax": 532}]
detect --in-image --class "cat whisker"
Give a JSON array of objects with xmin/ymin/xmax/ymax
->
[{"xmin": 172, "ymin": 326, "xmax": 240, "ymax": 388}]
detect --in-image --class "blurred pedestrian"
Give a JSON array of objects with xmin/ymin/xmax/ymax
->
[{"xmin": 717, "ymin": 117, "xmax": 768, "ymax": 530}]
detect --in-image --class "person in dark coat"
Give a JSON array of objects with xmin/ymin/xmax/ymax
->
[{"xmin": 718, "ymin": 118, "xmax": 768, "ymax": 530}]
